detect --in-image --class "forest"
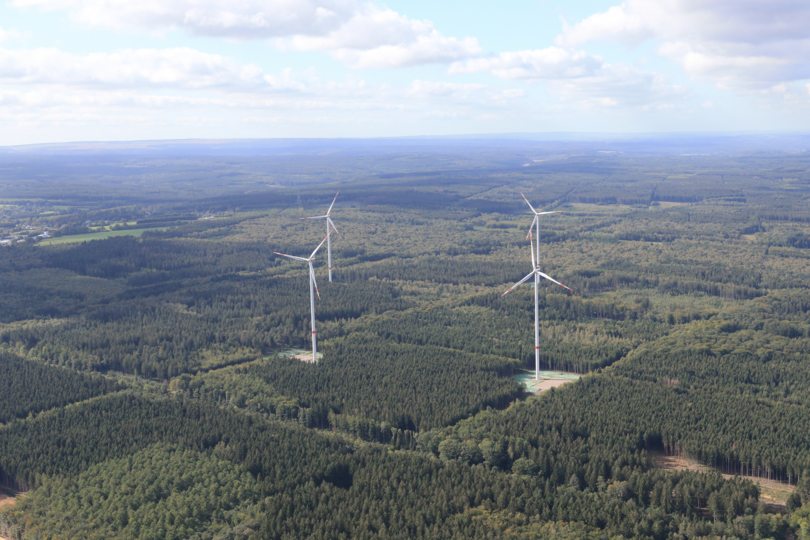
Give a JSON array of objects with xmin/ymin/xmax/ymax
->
[{"xmin": 1, "ymin": 138, "xmax": 810, "ymax": 539}]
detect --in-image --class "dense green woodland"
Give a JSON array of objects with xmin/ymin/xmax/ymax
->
[
  {"xmin": 0, "ymin": 351, "xmax": 119, "ymax": 423},
  {"xmin": 2, "ymin": 147, "xmax": 810, "ymax": 539}
]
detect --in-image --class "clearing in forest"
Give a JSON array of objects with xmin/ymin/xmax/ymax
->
[
  {"xmin": 0, "ymin": 488, "xmax": 16, "ymax": 509},
  {"xmin": 36, "ymin": 227, "xmax": 167, "ymax": 246},
  {"xmin": 652, "ymin": 451, "xmax": 795, "ymax": 509},
  {"xmin": 512, "ymin": 371, "xmax": 580, "ymax": 394},
  {"xmin": 277, "ymin": 349, "xmax": 323, "ymax": 363}
]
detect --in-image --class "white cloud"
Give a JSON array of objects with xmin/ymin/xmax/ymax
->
[
  {"xmin": 13, "ymin": 0, "xmax": 358, "ymax": 38},
  {"xmin": 407, "ymin": 80, "xmax": 485, "ymax": 98},
  {"xmin": 0, "ymin": 41, "xmax": 524, "ymax": 129},
  {"xmin": 556, "ymin": 3, "xmax": 656, "ymax": 48},
  {"xmin": 12, "ymin": 0, "xmax": 480, "ymax": 68},
  {"xmin": 449, "ymin": 46, "xmax": 683, "ymax": 108},
  {"xmin": 327, "ymin": 34, "xmax": 480, "ymax": 69},
  {"xmin": 0, "ymin": 73, "xmax": 532, "ymax": 144},
  {"xmin": 656, "ymin": 41, "xmax": 806, "ymax": 90},
  {"xmin": 0, "ymin": 47, "xmax": 314, "ymax": 90},
  {"xmin": 494, "ymin": 89, "xmax": 525, "ymax": 100},
  {"xmin": 278, "ymin": 7, "xmax": 480, "ymax": 68},
  {"xmin": 547, "ymin": 64, "xmax": 685, "ymax": 109},
  {"xmin": 0, "ymin": 26, "xmax": 30, "ymax": 43},
  {"xmin": 556, "ymin": 0, "xmax": 810, "ymax": 90},
  {"xmin": 406, "ymin": 80, "xmax": 525, "ymax": 105},
  {"xmin": 449, "ymin": 47, "xmax": 602, "ymax": 80}
]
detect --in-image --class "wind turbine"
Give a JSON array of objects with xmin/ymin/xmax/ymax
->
[
  {"xmin": 301, "ymin": 191, "xmax": 342, "ymax": 282},
  {"xmin": 502, "ymin": 214, "xmax": 573, "ymax": 382},
  {"xmin": 274, "ymin": 234, "xmax": 330, "ymax": 363}
]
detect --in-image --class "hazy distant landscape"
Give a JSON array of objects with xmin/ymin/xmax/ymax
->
[{"xmin": 0, "ymin": 136, "xmax": 809, "ymax": 539}]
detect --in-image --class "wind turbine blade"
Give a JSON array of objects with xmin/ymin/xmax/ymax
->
[
  {"xmin": 273, "ymin": 252, "xmax": 308, "ymax": 262},
  {"xmin": 536, "ymin": 210, "xmax": 562, "ymax": 215},
  {"xmin": 501, "ymin": 271, "xmax": 536, "ymax": 297},
  {"xmin": 309, "ymin": 234, "xmax": 330, "ymax": 259},
  {"xmin": 326, "ymin": 190, "xmax": 340, "ymax": 216},
  {"xmin": 310, "ymin": 263, "xmax": 321, "ymax": 300},
  {"xmin": 300, "ymin": 215, "xmax": 328, "ymax": 220},
  {"xmin": 530, "ymin": 236, "xmax": 536, "ymax": 268},
  {"xmin": 520, "ymin": 192, "xmax": 537, "ymax": 214},
  {"xmin": 537, "ymin": 271, "xmax": 574, "ymax": 292},
  {"xmin": 327, "ymin": 218, "xmax": 342, "ymax": 239},
  {"xmin": 525, "ymin": 215, "xmax": 537, "ymax": 241}
]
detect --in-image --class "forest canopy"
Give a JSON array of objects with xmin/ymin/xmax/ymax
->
[{"xmin": 2, "ymin": 143, "xmax": 810, "ymax": 539}]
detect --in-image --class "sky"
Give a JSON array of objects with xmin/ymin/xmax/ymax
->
[{"xmin": 1, "ymin": 0, "xmax": 810, "ymax": 145}]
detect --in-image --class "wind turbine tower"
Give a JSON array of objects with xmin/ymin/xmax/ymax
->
[
  {"xmin": 301, "ymin": 191, "xmax": 342, "ymax": 282},
  {"xmin": 274, "ymin": 234, "xmax": 330, "ymax": 363},
  {"xmin": 502, "ymin": 194, "xmax": 571, "ymax": 380}
]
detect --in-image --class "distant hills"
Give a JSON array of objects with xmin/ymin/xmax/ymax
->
[{"xmin": 2, "ymin": 132, "xmax": 810, "ymax": 157}]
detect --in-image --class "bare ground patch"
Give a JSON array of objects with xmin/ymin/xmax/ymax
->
[
  {"xmin": 0, "ymin": 492, "xmax": 16, "ymax": 509},
  {"xmin": 535, "ymin": 379, "xmax": 573, "ymax": 392},
  {"xmin": 513, "ymin": 371, "xmax": 580, "ymax": 394},
  {"xmin": 277, "ymin": 349, "xmax": 322, "ymax": 363},
  {"xmin": 652, "ymin": 451, "xmax": 795, "ymax": 510}
]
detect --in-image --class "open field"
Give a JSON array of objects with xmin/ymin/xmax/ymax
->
[{"xmin": 37, "ymin": 227, "xmax": 167, "ymax": 245}]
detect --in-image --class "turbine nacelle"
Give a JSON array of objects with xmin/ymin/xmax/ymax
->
[
  {"xmin": 500, "ymin": 269, "xmax": 573, "ymax": 297},
  {"xmin": 273, "ymin": 233, "xmax": 331, "ymax": 301},
  {"xmin": 520, "ymin": 192, "xmax": 562, "ymax": 216},
  {"xmin": 520, "ymin": 193, "xmax": 562, "ymax": 240}
]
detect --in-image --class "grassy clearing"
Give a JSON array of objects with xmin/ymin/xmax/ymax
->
[
  {"xmin": 512, "ymin": 370, "xmax": 581, "ymax": 394},
  {"xmin": 37, "ymin": 227, "xmax": 167, "ymax": 246}
]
